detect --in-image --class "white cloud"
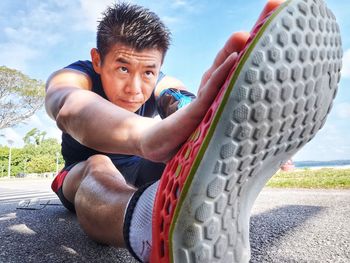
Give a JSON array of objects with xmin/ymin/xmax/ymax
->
[
  {"xmin": 0, "ymin": 128, "xmax": 22, "ymax": 147},
  {"xmin": 75, "ymin": 0, "xmax": 115, "ymax": 31},
  {"xmin": 46, "ymin": 126, "xmax": 62, "ymax": 143},
  {"xmin": 26, "ymin": 114, "xmax": 43, "ymax": 128},
  {"xmin": 0, "ymin": 43, "xmax": 38, "ymax": 73},
  {"xmin": 21, "ymin": 110, "xmax": 62, "ymax": 143},
  {"xmin": 335, "ymin": 102, "xmax": 350, "ymax": 119},
  {"xmin": 293, "ymin": 121, "xmax": 350, "ymax": 161},
  {"xmin": 161, "ymin": 16, "xmax": 181, "ymax": 25},
  {"xmin": 5, "ymin": 3, "xmax": 64, "ymax": 46},
  {"xmin": 0, "ymin": 109, "xmax": 62, "ymax": 148},
  {"xmin": 170, "ymin": 0, "xmax": 201, "ymax": 13},
  {"xmin": 0, "ymin": 1, "xmax": 72, "ymax": 73},
  {"xmin": 74, "ymin": 0, "xmax": 199, "ymax": 31},
  {"xmin": 172, "ymin": 0, "xmax": 189, "ymax": 8},
  {"xmin": 342, "ymin": 49, "xmax": 350, "ymax": 78}
]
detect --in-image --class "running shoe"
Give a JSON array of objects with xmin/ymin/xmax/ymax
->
[{"xmin": 151, "ymin": 0, "xmax": 343, "ymax": 262}]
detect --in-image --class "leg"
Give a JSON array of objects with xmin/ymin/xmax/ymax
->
[
  {"xmin": 151, "ymin": 0, "xmax": 342, "ymax": 262},
  {"xmin": 62, "ymin": 155, "xmax": 135, "ymax": 247},
  {"xmin": 134, "ymin": 159, "xmax": 166, "ymax": 188}
]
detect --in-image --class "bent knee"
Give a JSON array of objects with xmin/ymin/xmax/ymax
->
[
  {"xmin": 85, "ymin": 154, "xmax": 116, "ymax": 176},
  {"xmin": 86, "ymin": 154, "xmax": 112, "ymax": 166}
]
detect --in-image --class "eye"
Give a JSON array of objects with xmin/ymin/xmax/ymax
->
[
  {"xmin": 118, "ymin": 66, "xmax": 128, "ymax": 73},
  {"xmin": 145, "ymin": 71, "xmax": 155, "ymax": 78}
]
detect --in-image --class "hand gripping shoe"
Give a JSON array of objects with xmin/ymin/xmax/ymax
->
[{"xmin": 151, "ymin": 0, "xmax": 343, "ymax": 262}]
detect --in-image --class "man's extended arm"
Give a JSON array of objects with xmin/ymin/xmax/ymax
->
[
  {"xmin": 45, "ymin": 69, "xmax": 156, "ymax": 157},
  {"xmin": 45, "ymin": 32, "xmax": 249, "ymax": 163}
]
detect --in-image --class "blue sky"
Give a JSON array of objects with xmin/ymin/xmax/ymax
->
[{"xmin": 0, "ymin": 0, "xmax": 349, "ymax": 161}]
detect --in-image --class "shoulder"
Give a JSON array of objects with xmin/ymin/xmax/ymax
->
[
  {"xmin": 64, "ymin": 60, "xmax": 96, "ymax": 77},
  {"xmin": 46, "ymin": 61, "xmax": 94, "ymax": 92}
]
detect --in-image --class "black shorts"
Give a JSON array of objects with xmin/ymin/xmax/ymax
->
[{"xmin": 51, "ymin": 158, "xmax": 165, "ymax": 213}]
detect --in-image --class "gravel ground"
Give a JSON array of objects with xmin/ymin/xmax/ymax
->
[
  {"xmin": 0, "ymin": 178, "xmax": 349, "ymax": 262},
  {"xmin": 250, "ymin": 188, "xmax": 350, "ymax": 263}
]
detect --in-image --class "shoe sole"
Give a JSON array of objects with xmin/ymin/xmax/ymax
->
[{"xmin": 151, "ymin": 0, "xmax": 343, "ymax": 262}]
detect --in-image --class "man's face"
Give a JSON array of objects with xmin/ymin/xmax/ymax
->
[{"xmin": 94, "ymin": 43, "xmax": 163, "ymax": 112}]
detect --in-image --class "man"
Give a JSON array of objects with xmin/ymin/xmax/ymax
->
[
  {"xmin": 46, "ymin": 0, "xmax": 342, "ymax": 262},
  {"xmin": 46, "ymin": 1, "xmax": 247, "ymax": 259}
]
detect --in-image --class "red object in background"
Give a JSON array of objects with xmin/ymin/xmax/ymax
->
[{"xmin": 281, "ymin": 159, "xmax": 295, "ymax": 172}]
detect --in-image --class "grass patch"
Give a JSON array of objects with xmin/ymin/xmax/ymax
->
[{"xmin": 266, "ymin": 168, "xmax": 350, "ymax": 189}]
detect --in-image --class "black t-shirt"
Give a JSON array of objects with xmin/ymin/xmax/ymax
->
[{"xmin": 61, "ymin": 60, "xmax": 164, "ymax": 168}]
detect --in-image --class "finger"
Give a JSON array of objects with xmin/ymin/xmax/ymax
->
[
  {"xmin": 211, "ymin": 0, "xmax": 284, "ymax": 73},
  {"xmin": 200, "ymin": 32, "xmax": 250, "ymax": 87},
  {"xmin": 205, "ymin": 0, "xmax": 285, "ymax": 86},
  {"xmin": 200, "ymin": 0, "xmax": 285, "ymax": 89},
  {"xmin": 255, "ymin": 0, "xmax": 285, "ymax": 26},
  {"xmin": 264, "ymin": 0, "xmax": 285, "ymax": 14},
  {"xmin": 206, "ymin": 52, "xmax": 238, "ymax": 97},
  {"xmin": 214, "ymin": 0, "xmax": 285, "ymax": 68},
  {"xmin": 212, "ymin": 32, "xmax": 250, "ymax": 69}
]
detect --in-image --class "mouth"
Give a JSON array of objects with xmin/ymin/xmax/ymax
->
[
  {"xmin": 120, "ymin": 99, "xmax": 141, "ymax": 104},
  {"xmin": 119, "ymin": 99, "xmax": 142, "ymax": 109}
]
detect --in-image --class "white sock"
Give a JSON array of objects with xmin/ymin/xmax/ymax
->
[{"xmin": 128, "ymin": 181, "xmax": 159, "ymax": 262}]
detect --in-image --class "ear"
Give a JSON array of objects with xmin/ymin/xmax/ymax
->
[{"xmin": 91, "ymin": 48, "xmax": 102, "ymax": 74}]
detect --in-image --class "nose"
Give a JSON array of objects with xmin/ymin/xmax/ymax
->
[{"xmin": 125, "ymin": 74, "xmax": 142, "ymax": 95}]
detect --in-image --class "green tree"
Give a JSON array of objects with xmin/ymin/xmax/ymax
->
[
  {"xmin": 0, "ymin": 146, "xmax": 9, "ymax": 177},
  {"xmin": 0, "ymin": 136, "xmax": 63, "ymax": 177},
  {"xmin": 23, "ymin": 128, "xmax": 47, "ymax": 146},
  {"xmin": 0, "ymin": 66, "xmax": 45, "ymax": 129},
  {"xmin": 27, "ymin": 155, "xmax": 56, "ymax": 174},
  {"xmin": 24, "ymin": 137, "xmax": 63, "ymax": 174}
]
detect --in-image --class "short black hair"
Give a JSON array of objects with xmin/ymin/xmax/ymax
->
[{"xmin": 97, "ymin": 2, "xmax": 171, "ymax": 62}]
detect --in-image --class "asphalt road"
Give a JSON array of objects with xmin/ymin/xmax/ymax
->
[{"xmin": 0, "ymin": 178, "xmax": 349, "ymax": 263}]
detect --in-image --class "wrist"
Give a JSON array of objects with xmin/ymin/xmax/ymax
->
[
  {"xmin": 135, "ymin": 117, "xmax": 162, "ymax": 160},
  {"xmin": 156, "ymin": 88, "xmax": 196, "ymax": 119}
]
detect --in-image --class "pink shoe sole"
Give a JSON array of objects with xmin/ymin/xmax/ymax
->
[{"xmin": 151, "ymin": 0, "xmax": 342, "ymax": 262}]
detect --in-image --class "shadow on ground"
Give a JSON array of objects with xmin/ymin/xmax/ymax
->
[
  {"xmin": 250, "ymin": 204, "xmax": 324, "ymax": 262},
  {"xmin": 0, "ymin": 200, "xmax": 137, "ymax": 263},
  {"xmin": 0, "ymin": 198, "xmax": 324, "ymax": 262}
]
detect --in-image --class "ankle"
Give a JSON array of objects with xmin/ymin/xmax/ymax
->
[{"xmin": 123, "ymin": 181, "xmax": 159, "ymax": 262}]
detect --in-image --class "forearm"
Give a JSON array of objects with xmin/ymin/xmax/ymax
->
[
  {"xmin": 142, "ymin": 46, "xmax": 241, "ymax": 162},
  {"xmin": 52, "ymin": 89, "xmax": 158, "ymax": 156},
  {"xmin": 140, "ymin": 97, "xmax": 206, "ymax": 162}
]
